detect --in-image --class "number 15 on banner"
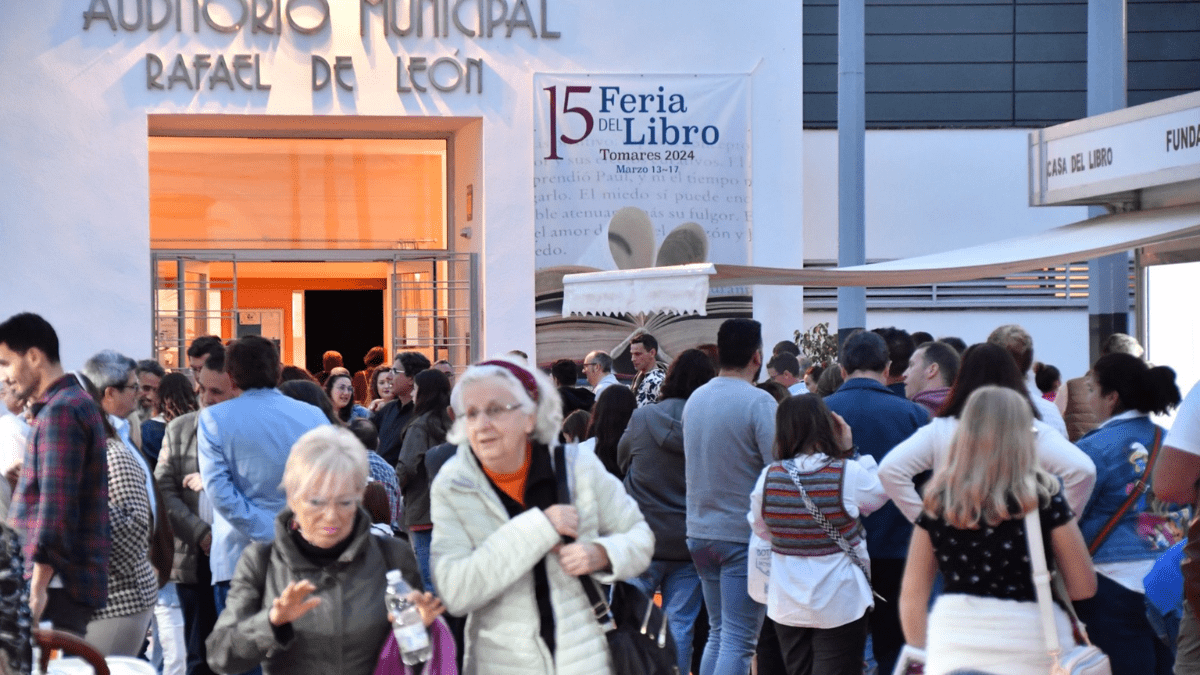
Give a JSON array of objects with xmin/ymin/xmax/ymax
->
[{"xmin": 543, "ymin": 85, "xmax": 594, "ymax": 160}]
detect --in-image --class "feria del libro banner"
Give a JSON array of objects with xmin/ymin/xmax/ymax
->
[{"xmin": 533, "ymin": 74, "xmax": 752, "ymax": 287}]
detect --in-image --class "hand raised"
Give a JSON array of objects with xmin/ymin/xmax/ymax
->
[
  {"xmin": 268, "ymin": 580, "xmax": 322, "ymax": 626},
  {"xmin": 829, "ymin": 411, "xmax": 854, "ymax": 453},
  {"xmin": 543, "ymin": 505, "xmax": 579, "ymax": 539}
]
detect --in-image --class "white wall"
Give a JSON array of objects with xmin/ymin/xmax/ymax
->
[
  {"xmin": 798, "ymin": 128, "xmax": 1097, "ymax": 379},
  {"xmin": 1147, "ymin": 261, "xmax": 1200, "ymax": 429},
  {"xmin": 803, "ymin": 129, "xmax": 1091, "ymax": 261},
  {"xmin": 0, "ymin": 1, "xmax": 804, "ymax": 367},
  {"xmin": 804, "ymin": 308, "xmax": 1092, "ymax": 382}
]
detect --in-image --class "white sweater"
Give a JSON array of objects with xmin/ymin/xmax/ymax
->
[
  {"xmin": 430, "ymin": 443, "xmax": 654, "ymax": 675},
  {"xmin": 878, "ymin": 416, "xmax": 1096, "ymax": 522}
]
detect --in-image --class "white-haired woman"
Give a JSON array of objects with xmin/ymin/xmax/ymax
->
[
  {"xmin": 429, "ymin": 358, "xmax": 654, "ymax": 675},
  {"xmin": 899, "ymin": 386, "xmax": 1097, "ymax": 675},
  {"xmin": 207, "ymin": 426, "xmax": 443, "ymax": 675}
]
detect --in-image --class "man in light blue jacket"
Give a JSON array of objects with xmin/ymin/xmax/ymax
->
[{"xmin": 197, "ymin": 336, "xmax": 328, "ymax": 626}]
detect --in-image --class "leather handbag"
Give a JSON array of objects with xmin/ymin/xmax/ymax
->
[
  {"xmin": 553, "ymin": 444, "xmax": 680, "ymax": 675},
  {"xmin": 577, "ymin": 577, "xmax": 680, "ymax": 675},
  {"xmin": 1023, "ymin": 510, "xmax": 1111, "ymax": 675}
]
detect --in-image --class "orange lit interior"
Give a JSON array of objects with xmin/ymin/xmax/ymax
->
[
  {"xmin": 149, "ymin": 137, "xmax": 447, "ymax": 250},
  {"xmin": 149, "ymin": 136, "xmax": 450, "ymax": 368}
]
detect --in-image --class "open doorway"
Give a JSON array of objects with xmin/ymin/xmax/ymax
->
[
  {"xmin": 148, "ymin": 116, "xmax": 479, "ymax": 371},
  {"xmin": 304, "ymin": 290, "xmax": 385, "ymax": 376}
]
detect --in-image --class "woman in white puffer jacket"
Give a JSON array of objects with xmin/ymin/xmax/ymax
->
[{"xmin": 430, "ymin": 357, "xmax": 654, "ymax": 675}]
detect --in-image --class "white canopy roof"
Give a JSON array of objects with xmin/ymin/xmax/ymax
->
[{"xmin": 562, "ymin": 203, "xmax": 1200, "ymax": 316}]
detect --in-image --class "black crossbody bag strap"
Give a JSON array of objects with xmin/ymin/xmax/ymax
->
[{"xmin": 553, "ymin": 444, "xmax": 615, "ymax": 628}]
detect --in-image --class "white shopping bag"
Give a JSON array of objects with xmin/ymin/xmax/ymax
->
[{"xmin": 747, "ymin": 533, "xmax": 771, "ymax": 603}]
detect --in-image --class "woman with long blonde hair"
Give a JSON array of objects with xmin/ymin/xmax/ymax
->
[{"xmin": 899, "ymin": 386, "xmax": 1097, "ymax": 675}]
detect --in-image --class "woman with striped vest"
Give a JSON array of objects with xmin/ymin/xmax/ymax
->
[{"xmin": 749, "ymin": 394, "xmax": 888, "ymax": 675}]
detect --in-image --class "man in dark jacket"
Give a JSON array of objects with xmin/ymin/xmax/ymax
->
[
  {"xmin": 157, "ymin": 346, "xmax": 238, "ymax": 675},
  {"xmin": 552, "ymin": 359, "xmax": 594, "ymax": 417},
  {"xmin": 372, "ymin": 351, "xmax": 429, "ymax": 465},
  {"xmin": 823, "ymin": 330, "xmax": 928, "ymax": 675}
]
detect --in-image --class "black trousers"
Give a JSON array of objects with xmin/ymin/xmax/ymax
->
[
  {"xmin": 868, "ymin": 558, "xmax": 906, "ymax": 675},
  {"xmin": 177, "ymin": 551, "xmax": 217, "ymax": 675},
  {"xmin": 757, "ymin": 616, "xmax": 787, "ymax": 675},
  {"xmin": 43, "ymin": 589, "xmax": 93, "ymax": 637},
  {"xmin": 776, "ymin": 613, "xmax": 869, "ymax": 675}
]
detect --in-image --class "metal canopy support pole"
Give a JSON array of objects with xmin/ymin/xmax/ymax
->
[
  {"xmin": 176, "ymin": 258, "xmax": 186, "ymax": 366},
  {"xmin": 1086, "ymin": 0, "xmax": 1129, "ymax": 362},
  {"xmin": 837, "ymin": 0, "xmax": 867, "ymax": 344}
]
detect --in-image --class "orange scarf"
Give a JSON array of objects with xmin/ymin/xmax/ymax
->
[{"xmin": 482, "ymin": 443, "xmax": 533, "ymax": 506}]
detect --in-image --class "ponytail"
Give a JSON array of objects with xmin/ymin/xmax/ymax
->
[
  {"xmin": 1092, "ymin": 353, "xmax": 1182, "ymax": 416},
  {"xmin": 1140, "ymin": 365, "xmax": 1182, "ymax": 414}
]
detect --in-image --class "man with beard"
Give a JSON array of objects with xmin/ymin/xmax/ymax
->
[{"xmin": 682, "ymin": 318, "xmax": 777, "ymax": 674}]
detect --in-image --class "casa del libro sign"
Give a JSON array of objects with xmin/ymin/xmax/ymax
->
[{"xmin": 80, "ymin": 0, "xmax": 561, "ymax": 95}]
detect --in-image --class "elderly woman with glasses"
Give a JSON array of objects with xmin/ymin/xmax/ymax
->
[
  {"xmin": 429, "ymin": 357, "xmax": 653, "ymax": 675},
  {"xmin": 207, "ymin": 426, "xmax": 442, "ymax": 675}
]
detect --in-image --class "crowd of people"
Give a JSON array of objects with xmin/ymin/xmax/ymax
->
[{"xmin": 1, "ymin": 310, "xmax": 1200, "ymax": 675}]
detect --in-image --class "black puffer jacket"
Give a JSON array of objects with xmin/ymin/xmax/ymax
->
[{"xmin": 617, "ymin": 397, "xmax": 689, "ymax": 561}]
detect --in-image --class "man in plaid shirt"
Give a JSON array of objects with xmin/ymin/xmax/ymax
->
[{"xmin": 0, "ymin": 313, "xmax": 110, "ymax": 635}]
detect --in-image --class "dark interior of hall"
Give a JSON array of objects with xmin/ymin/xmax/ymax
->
[{"xmin": 304, "ymin": 289, "xmax": 384, "ymax": 376}]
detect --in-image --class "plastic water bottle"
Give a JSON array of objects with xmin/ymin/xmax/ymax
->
[{"xmin": 385, "ymin": 570, "xmax": 431, "ymax": 665}]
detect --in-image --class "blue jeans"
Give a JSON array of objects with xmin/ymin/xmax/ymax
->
[
  {"xmin": 1074, "ymin": 573, "xmax": 1173, "ymax": 675},
  {"xmin": 687, "ymin": 537, "xmax": 766, "ymax": 675},
  {"xmin": 627, "ymin": 559, "xmax": 704, "ymax": 675},
  {"xmin": 410, "ymin": 529, "xmax": 435, "ymax": 594},
  {"xmin": 214, "ymin": 581, "xmax": 262, "ymax": 675}
]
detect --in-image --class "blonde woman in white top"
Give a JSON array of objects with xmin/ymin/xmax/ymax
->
[{"xmin": 899, "ymin": 386, "xmax": 1097, "ymax": 675}]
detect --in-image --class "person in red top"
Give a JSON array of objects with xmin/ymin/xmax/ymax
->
[{"xmin": 0, "ymin": 312, "xmax": 111, "ymax": 635}]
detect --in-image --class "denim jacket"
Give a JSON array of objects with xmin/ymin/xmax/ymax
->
[{"xmin": 1076, "ymin": 413, "xmax": 1190, "ymax": 564}]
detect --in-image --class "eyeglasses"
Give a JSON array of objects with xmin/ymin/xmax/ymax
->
[
  {"xmin": 114, "ymin": 380, "xmax": 138, "ymax": 392},
  {"xmin": 333, "ymin": 384, "xmax": 354, "ymax": 393},
  {"xmin": 583, "ymin": 362, "xmax": 599, "ymax": 369},
  {"xmin": 301, "ymin": 495, "xmax": 360, "ymax": 513},
  {"xmin": 463, "ymin": 402, "xmax": 523, "ymax": 423}
]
